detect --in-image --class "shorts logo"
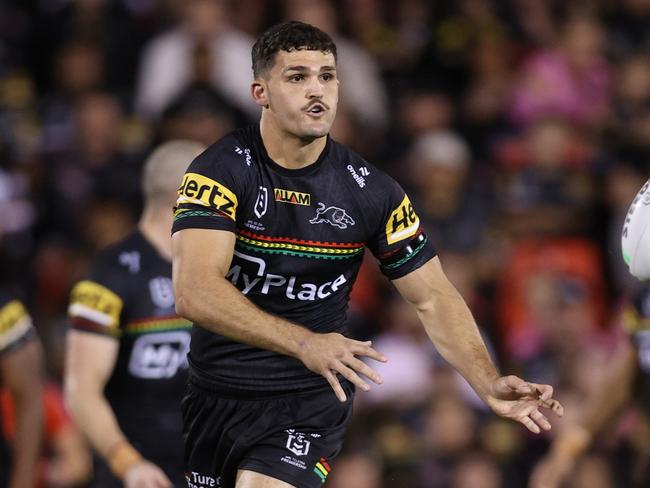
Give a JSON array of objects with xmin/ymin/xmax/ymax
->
[
  {"xmin": 149, "ymin": 277, "xmax": 175, "ymax": 309},
  {"xmin": 274, "ymin": 188, "xmax": 311, "ymax": 206},
  {"xmin": 254, "ymin": 186, "xmax": 268, "ymax": 218},
  {"xmin": 309, "ymin": 203, "xmax": 355, "ymax": 229},
  {"xmin": 386, "ymin": 194, "xmax": 419, "ymax": 244},
  {"xmin": 177, "ymin": 173, "xmax": 238, "ymax": 220},
  {"xmin": 185, "ymin": 471, "xmax": 221, "ymax": 487},
  {"xmin": 286, "ymin": 430, "xmax": 311, "ymax": 456},
  {"xmin": 313, "ymin": 458, "xmax": 331, "ymax": 484}
]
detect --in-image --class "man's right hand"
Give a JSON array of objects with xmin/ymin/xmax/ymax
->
[
  {"xmin": 124, "ymin": 461, "xmax": 173, "ymax": 488},
  {"xmin": 297, "ymin": 332, "xmax": 387, "ymax": 402}
]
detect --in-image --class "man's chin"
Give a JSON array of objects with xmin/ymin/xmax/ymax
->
[{"xmin": 299, "ymin": 123, "xmax": 331, "ymax": 140}]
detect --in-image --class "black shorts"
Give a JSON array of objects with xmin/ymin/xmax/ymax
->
[{"xmin": 181, "ymin": 380, "xmax": 354, "ymax": 488}]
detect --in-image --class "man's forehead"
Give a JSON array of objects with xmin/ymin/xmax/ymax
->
[{"xmin": 275, "ymin": 49, "xmax": 336, "ymax": 70}]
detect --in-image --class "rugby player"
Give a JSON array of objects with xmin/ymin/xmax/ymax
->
[
  {"xmin": 0, "ymin": 292, "xmax": 43, "ymax": 488},
  {"xmin": 64, "ymin": 140, "xmax": 206, "ymax": 487},
  {"xmin": 172, "ymin": 21, "xmax": 564, "ymax": 488},
  {"xmin": 530, "ymin": 287, "xmax": 650, "ymax": 488}
]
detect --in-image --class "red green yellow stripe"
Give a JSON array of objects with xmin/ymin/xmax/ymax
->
[
  {"xmin": 313, "ymin": 458, "xmax": 331, "ymax": 483},
  {"xmin": 238, "ymin": 229, "xmax": 364, "ymax": 248},
  {"xmin": 236, "ymin": 231, "xmax": 365, "ymax": 260},
  {"xmin": 124, "ymin": 316, "xmax": 192, "ymax": 335}
]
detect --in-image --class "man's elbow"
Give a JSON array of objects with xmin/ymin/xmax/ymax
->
[{"xmin": 174, "ymin": 292, "xmax": 194, "ymax": 319}]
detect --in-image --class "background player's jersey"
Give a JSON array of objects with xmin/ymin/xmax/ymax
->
[
  {"xmin": 68, "ymin": 231, "xmax": 189, "ymax": 486},
  {"xmin": 172, "ymin": 125, "xmax": 437, "ymax": 394},
  {"xmin": 0, "ymin": 293, "xmax": 37, "ymax": 486},
  {"xmin": 623, "ymin": 284, "xmax": 650, "ymax": 412}
]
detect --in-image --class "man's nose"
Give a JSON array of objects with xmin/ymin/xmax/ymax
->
[{"xmin": 306, "ymin": 77, "xmax": 324, "ymax": 97}]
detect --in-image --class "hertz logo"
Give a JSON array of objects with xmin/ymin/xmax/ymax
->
[
  {"xmin": 177, "ymin": 173, "xmax": 238, "ymax": 220},
  {"xmin": 386, "ymin": 195, "xmax": 420, "ymax": 245},
  {"xmin": 274, "ymin": 188, "xmax": 311, "ymax": 206}
]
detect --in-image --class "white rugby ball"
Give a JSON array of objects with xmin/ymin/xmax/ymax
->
[{"xmin": 622, "ymin": 179, "xmax": 650, "ymax": 280}]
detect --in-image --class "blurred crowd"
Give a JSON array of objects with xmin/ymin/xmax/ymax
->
[{"xmin": 1, "ymin": 0, "xmax": 650, "ymax": 486}]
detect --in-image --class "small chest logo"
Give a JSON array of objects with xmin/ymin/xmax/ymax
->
[
  {"xmin": 347, "ymin": 164, "xmax": 369, "ymax": 188},
  {"xmin": 119, "ymin": 251, "xmax": 140, "ymax": 274},
  {"xmin": 254, "ymin": 186, "xmax": 268, "ymax": 218},
  {"xmin": 274, "ymin": 188, "xmax": 311, "ymax": 206},
  {"xmin": 234, "ymin": 146, "xmax": 252, "ymax": 166},
  {"xmin": 286, "ymin": 430, "xmax": 311, "ymax": 456},
  {"xmin": 149, "ymin": 277, "xmax": 175, "ymax": 309},
  {"xmin": 309, "ymin": 203, "xmax": 355, "ymax": 229}
]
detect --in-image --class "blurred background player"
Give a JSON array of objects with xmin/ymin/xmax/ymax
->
[
  {"xmin": 64, "ymin": 140, "xmax": 206, "ymax": 487},
  {"xmin": 0, "ymin": 291, "xmax": 44, "ymax": 488},
  {"xmin": 1, "ymin": 379, "xmax": 92, "ymax": 488},
  {"xmin": 530, "ymin": 181, "xmax": 650, "ymax": 488}
]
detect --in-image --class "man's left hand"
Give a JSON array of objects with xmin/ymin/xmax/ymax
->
[{"xmin": 486, "ymin": 375, "xmax": 564, "ymax": 433}]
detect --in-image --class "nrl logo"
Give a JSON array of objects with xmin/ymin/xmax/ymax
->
[
  {"xmin": 286, "ymin": 430, "xmax": 311, "ymax": 456},
  {"xmin": 309, "ymin": 203, "xmax": 355, "ymax": 229}
]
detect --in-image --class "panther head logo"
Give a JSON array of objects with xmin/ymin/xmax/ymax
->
[{"xmin": 309, "ymin": 203, "xmax": 355, "ymax": 229}]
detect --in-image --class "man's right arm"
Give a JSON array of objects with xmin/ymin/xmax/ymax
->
[
  {"xmin": 172, "ymin": 228, "xmax": 386, "ymax": 401},
  {"xmin": 529, "ymin": 342, "xmax": 637, "ymax": 488},
  {"xmin": 64, "ymin": 331, "xmax": 171, "ymax": 487}
]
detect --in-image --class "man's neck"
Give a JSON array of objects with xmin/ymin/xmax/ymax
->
[
  {"xmin": 138, "ymin": 205, "xmax": 173, "ymax": 262},
  {"xmin": 259, "ymin": 114, "xmax": 326, "ymax": 170}
]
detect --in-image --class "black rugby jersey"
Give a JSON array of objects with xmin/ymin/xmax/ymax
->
[
  {"xmin": 68, "ymin": 231, "xmax": 189, "ymax": 486},
  {"xmin": 0, "ymin": 294, "xmax": 37, "ymax": 486},
  {"xmin": 172, "ymin": 124, "xmax": 436, "ymax": 394},
  {"xmin": 623, "ymin": 284, "xmax": 650, "ymax": 412}
]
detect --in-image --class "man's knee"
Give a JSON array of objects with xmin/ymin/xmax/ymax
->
[{"xmin": 235, "ymin": 470, "xmax": 297, "ymax": 488}]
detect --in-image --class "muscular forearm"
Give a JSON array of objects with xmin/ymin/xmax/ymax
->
[
  {"xmin": 176, "ymin": 274, "xmax": 313, "ymax": 358},
  {"xmin": 416, "ymin": 288, "xmax": 499, "ymax": 402},
  {"xmin": 66, "ymin": 389, "xmax": 133, "ymax": 463}
]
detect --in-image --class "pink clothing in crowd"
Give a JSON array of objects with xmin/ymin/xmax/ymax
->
[{"xmin": 509, "ymin": 50, "xmax": 610, "ymax": 126}]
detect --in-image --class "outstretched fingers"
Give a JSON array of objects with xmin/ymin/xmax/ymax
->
[
  {"xmin": 530, "ymin": 408, "xmax": 552, "ymax": 431},
  {"xmin": 323, "ymin": 369, "xmax": 347, "ymax": 402},
  {"xmin": 344, "ymin": 356, "xmax": 383, "ymax": 385},
  {"xmin": 350, "ymin": 340, "xmax": 388, "ymax": 363}
]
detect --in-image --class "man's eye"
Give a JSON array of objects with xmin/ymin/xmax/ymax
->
[
  {"xmin": 289, "ymin": 74, "xmax": 304, "ymax": 82},
  {"xmin": 321, "ymin": 73, "xmax": 334, "ymax": 81}
]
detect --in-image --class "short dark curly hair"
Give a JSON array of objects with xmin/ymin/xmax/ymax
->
[{"xmin": 252, "ymin": 21, "xmax": 337, "ymax": 78}]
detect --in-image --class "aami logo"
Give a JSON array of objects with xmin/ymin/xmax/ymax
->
[
  {"xmin": 177, "ymin": 173, "xmax": 238, "ymax": 220},
  {"xmin": 128, "ymin": 331, "xmax": 190, "ymax": 379},
  {"xmin": 227, "ymin": 251, "xmax": 347, "ymax": 301},
  {"xmin": 274, "ymin": 188, "xmax": 311, "ymax": 206},
  {"xmin": 386, "ymin": 194, "xmax": 420, "ymax": 245}
]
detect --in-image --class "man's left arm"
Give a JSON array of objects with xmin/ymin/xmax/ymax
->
[
  {"xmin": 0, "ymin": 339, "xmax": 43, "ymax": 488},
  {"xmin": 393, "ymin": 257, "xmax": 563, "ymax": 433}
]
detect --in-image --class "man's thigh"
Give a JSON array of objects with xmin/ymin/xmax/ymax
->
[{"xmin": 236, "ymin": 469, "xmax": 296, "ymax": 488}]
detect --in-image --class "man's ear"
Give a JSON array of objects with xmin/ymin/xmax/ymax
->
[{"xmin": 251, "ymin": 79, "xmax": 269, "ymax": 109}]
